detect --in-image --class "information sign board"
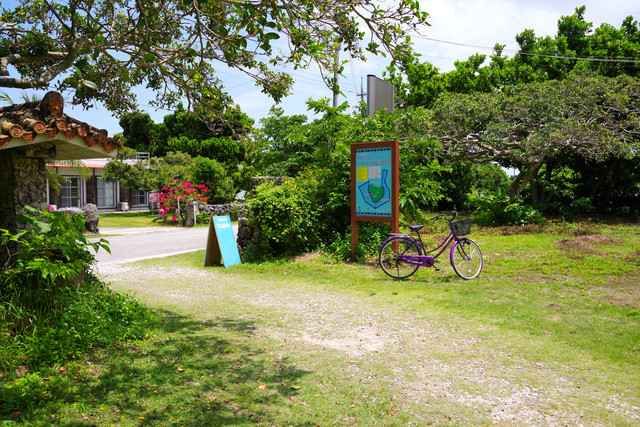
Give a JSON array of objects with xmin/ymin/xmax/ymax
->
[
  {"xmin": 350, "ymin": 141, "xmax": 400, "ymax": 259},
  {"xmin": 354, "ymin": 146, "xmax": 393, "ymax": 217},
  {"xmin": 204, "ymin": 215, "xmax": 241, "ymax": 268}
]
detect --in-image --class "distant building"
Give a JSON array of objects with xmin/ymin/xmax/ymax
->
[{"xmin": 47, "ymin": 157, "xmax": 151, "ymax": 212}]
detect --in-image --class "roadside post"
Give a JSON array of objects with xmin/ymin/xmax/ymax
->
[{"xmin": 350, "ymin": 141, "xmax": 400, "ymax": 261}]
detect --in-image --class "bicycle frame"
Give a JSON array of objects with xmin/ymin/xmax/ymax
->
[{"xmin": 381, "ymin": 222, "xmax": 463, "ymax": 268}]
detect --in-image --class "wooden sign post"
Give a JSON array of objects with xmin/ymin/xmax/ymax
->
[{"xmin": 350, "ymin": 141, "xmax": 400, "ymax": 260}]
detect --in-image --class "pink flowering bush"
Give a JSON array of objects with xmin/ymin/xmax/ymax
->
[{"xmin": 157, "ymin": 179, "xmax": 208, "ymax": 225}]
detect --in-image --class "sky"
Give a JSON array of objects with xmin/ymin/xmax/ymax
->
[{"xmin": 3, "ymin": 0, "xmax": 640, "ymax": 135}]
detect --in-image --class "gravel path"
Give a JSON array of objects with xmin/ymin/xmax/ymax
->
[{"xmin": 103, "ymin": 263, "xmax": 640, "ymax": 425}]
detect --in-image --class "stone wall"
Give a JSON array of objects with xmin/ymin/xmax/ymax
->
[
  {"xmin": 0, "ymin": 151, "xmax": 48, "ymax": 231},
  {"xmin": 13, "ymin": 156, "xmax": 48, "ymax": 212}
]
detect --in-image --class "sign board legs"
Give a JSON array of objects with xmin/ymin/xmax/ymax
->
[{"xmin": 204, "ymin": 217, "xmax": 222, "ymax": 266}]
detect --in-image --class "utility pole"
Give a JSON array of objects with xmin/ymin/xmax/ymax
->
[
  {"xmin": 332, "ymin": 42, "xmax": 340, "ymax": 108},
  {"xmin": 356, "ymin": 76, "xmax": 367, "ymax": 116},
  {"xmin": 358, "ymin": 76, "xmax": 366, "ymax": 105}
]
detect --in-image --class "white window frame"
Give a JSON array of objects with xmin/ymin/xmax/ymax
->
[
  {"xmin": 96, "ymin": 177, "xmax": 117, "ymax": 209},
  {"xmin": 60, "ymin": 175, "xmax": 82, "ymax": 208},
  {"xmin": 131, "ymin": 189, "xmax": 148, "ymax": 207}
]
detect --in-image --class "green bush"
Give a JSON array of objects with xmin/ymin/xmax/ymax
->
[
  {"xmin": 192, "ymin": 156, "xmax": 236, "ymax": 203},
  {"xmin": 243, "ymin": 180, "xmax": 322, "ymax": 259},
  {"xmin": 0, "ymin": 207, "xmax": 109, "ymax": 313},
  {"xmin": 323, "ymin": 223, "xmax": 389, "ymax": 262},
  {"xmin": 22, "ymin": 282, "xmax": 151, "ymax": 366},
  {"xmin": 0, "ymin": 208, "xmax": 152, "ymax": 379},
  {"xmin": 243, "ymin": 150, "xmax": 351, "ymax": 261},
  {"xmin": 469, "ymin": 192, "xmax": 544, "ymax": 226},
  {"xmin": 166, "ymin": 136, "xmax": 245, "ymax": 164},
  {"xmin": 0, "ymin": 282, "xmax": 152, "ymax": 414}
]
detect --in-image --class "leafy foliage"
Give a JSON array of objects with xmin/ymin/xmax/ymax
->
[
  {"xmin": 0, "ymin": 207, "xmax": 109, "ymax": 309},
  {"xmin": 244, "ymin": 180, "xmax": 322, "ymax": 259},
  {"xmin": 0, "ymin": 208, "xmax": 151, "ymax": 381},
  {"xmin": 1, "ymin": 0, "xmax": 427, "ymax": 113},
  {"xmin": 166, "ymin": 136, "xmax": 245, "ymax": 165},
  {"xmin": 158, "ymin": 179, "xmax": 209, "ymax": 225},
  {"xmin": 469, "ymin": 192, "xmax": 544, "ymax": 226},
  {"xmin": 388, "ymin": 6, "xmax": 640, "ymax": 108},
  {"xmin": 433, "ymin": 73, "xmax": 640, "ymax": 197}
]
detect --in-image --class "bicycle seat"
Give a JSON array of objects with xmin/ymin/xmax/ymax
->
[{"xmin": 409, "ymin": 224, "xmax": 424, "ymax": 232}]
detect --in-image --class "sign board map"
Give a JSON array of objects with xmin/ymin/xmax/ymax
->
[
  {"xmin": 204, "ymin": 215, "xmax": 241, "ymax": 268},
  {"xmin": 350, "ymin": 141, "xmax": 400, "ymax": 260},
  {"xmin": 354, "ymin": 147, "xmax": 393, "ymax": 217}
]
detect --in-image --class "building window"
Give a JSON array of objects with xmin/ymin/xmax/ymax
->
[
  {"xmin": 131, "ymin": 190, "xmax": 148, "ymax": 207},
  {"xmin": 60, "ymin": 176, "xmax": 81, "ymax": 208},
  {"xmin": 96, "ymin": 177, "xmax": 116, "ymax": 209}
]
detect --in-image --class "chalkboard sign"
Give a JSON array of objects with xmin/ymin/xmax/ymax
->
[{"xmin": 204, "ymin": 215, "xmax": 241, "ymax": 268}]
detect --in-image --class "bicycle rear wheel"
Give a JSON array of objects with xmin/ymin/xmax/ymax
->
[
  {"xmin": 378, "ymin": 237, "xmax": 422, "ymax": 280},
  {"xmin": 450, "ymin": 238, "xmax": 483, "ymax": 280}
]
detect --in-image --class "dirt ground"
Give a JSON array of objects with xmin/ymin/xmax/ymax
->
[{"xmin": 103, "ymin": 262, "xmax": 640, "ymax": 425}]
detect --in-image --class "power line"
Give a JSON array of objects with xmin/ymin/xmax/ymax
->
[{"xmin": 416, "ymin": 35, "xmax": 640, "ymax": 64}]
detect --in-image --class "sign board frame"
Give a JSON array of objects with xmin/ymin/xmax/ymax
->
[
  {"xmin": 350, "ymin": 141, "xmax": 400, "ymax": 260},
  {"xmin": 204, "ymin": 215, "xmax": 242, "ymax": 268}
]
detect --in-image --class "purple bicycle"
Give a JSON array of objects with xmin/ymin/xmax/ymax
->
[{"xmin": 378, "ymin": 211, "xmax": 483, "ymax": 280}]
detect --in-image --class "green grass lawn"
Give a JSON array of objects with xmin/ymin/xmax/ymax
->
[
  {"xmin": 4, "ymin": 221, "xmax": 640, "ymax": 425},
  {"xmin": 99, "ymin": 212, "xmax": 161, "ymax": 228},
  {"xmin": 99, "ymin": 212, "xmax": 211, "ymax": 228}
]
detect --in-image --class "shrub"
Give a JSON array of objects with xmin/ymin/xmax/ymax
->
[
  {"xmin": 192, "ymin": 156, "xmax": 235, "ymax": 203},
  {"xmin": 1, "ymin": 282, "xmax": 152, "ymax": 414},
  {"xmin": 0, "ymin": 208, "xmax": 152, "ymax": 380},
  {"xmin": 323, "ymin": 223, "xmax": 389, "ymax": 262},
  {"xmin": 22, "ymin": 282, "xmax": 151, "ymax": 366},
  {"xmin": 469, "ymin": 192, "xmax": 544, "ymax": 226},
  {"xmin": 243, "ymin": 151, "xmax": 351, "ymax": 261},
  {"xmin": 0, "ymin": 207, "xmax": 109, "ymax": 314},
  {"xmin": 158, "ymin": 179, "xmax": 209, "ymax": 224},
  {"xmin": 243, "ymin": 179, "xmax": 321, "ymax": 259}
]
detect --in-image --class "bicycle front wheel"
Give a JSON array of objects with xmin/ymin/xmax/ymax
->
[
  {"xmin": 378, "ymin": 237, "xmax": 421, "ymax": 280},
  {"xmin": 450, "ymin": 238, "xmax": 483, "ymax": 280}
]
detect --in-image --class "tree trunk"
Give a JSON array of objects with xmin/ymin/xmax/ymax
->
[{"xmin": 508, "ymin": 161, "xmax": 543, "ymax": 198}]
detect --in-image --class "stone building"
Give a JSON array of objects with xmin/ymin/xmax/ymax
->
[{"xmin": 0, "ymin": 92, "xmax": 119, "ymax": 231}]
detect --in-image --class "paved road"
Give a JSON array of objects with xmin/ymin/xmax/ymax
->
[{"xmin": 95, "ymin": 227, "xmax": 211, "ymax": 265}]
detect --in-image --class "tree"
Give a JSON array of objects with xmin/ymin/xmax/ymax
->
[
  {"xmin": 389, "ymin": 6, "xmax": 640, "ymax": 108},
  {"xmin": 119, "ymin": 111, "xmax": 155, "ymax": 152},
  {"xmin": 0, "ymin": 0, "xmax": 427, "ymax": 114},
  {"xmin": 433, "ymin": 73, "xmax": 640, "ymax": 199}
]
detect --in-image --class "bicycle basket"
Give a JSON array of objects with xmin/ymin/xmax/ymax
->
[{"xmin": 450, "ymin": 219, "xmax": 472, "ymax": 236}]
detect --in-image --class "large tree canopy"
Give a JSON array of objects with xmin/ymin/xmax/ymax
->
[
  {"xmin": 433, "ymin": 73, "xmax": 640, "ymax": 196},
  {"xmin": 389, "ymin": 6, "xmax": 640, "ymax": 108},
  {"xmin": 0, "ymin": 0, "xmax": 427, "ymax": 114}
]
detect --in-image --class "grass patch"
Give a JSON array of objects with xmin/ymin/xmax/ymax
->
[
  {"xmin": 100, "ymin": 212, "xmax": 211, "ymax": 228},
  {"xmin": 141, "ymin": 222, "xmax": 640, "ymax": 374},
  {"xmin": 5, "ymin": 221, "xmax": 639, "ymax": 424},
  {"xmin": 99, "ymin": 212, "xmax": 161, "ymax": 228},
  {"xmin": 1, "ymin": 309, "xmax": 408, "ymax": 425}
]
